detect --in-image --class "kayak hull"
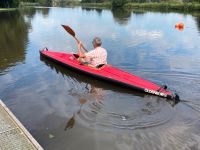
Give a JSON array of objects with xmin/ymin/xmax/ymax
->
[{"xmin": 40, "ymin": 49, "xmax": 179, "ymax": 101}]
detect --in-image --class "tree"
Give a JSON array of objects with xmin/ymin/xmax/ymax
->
[
  {"xmin": 0, "ymin": 0, "xmax": 19, "ymax": 8},
  {"xmin": 38, "ymin": 0, "xmax": 52, "ymax": 6},
  {"xmin": 112, "ymin": 0, "xmax": 128, "ymax": 8},
  {"xmin": 81, "ymin": 0, "xmax": 107, "ymax": 3}
]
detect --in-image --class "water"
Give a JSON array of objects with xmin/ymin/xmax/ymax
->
[{"xmin": 0, "ymin": 7, "xmax": 200, "ymax": 150}]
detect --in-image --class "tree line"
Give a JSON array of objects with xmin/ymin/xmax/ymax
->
[
  {"xmin": 81, "ymin": 0, "xmax": 200, "ymax": 2},
  {"xmin": 1, "ymin": 0, "xmax": 199, "ymax": 8},
  {"xmin": 0, "ymin": 0, "xmax": 51, "ymax": 7},
  {"xmin": 82, "ymin": 0, "xmax": 200, "ymax": 8}
]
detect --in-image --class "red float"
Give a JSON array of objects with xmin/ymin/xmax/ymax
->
[{"xmin": 175, "ymin": 22, "xmax": 184, "ymax": 31}]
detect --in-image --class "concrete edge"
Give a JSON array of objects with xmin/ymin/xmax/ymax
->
[{"xmin": 0, "ymin": 99, "xmax": 44, "ymax": 150}]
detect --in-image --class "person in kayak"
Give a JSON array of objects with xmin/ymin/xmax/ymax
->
[{"xmin": 77, "ymin": 37, "xmax": 107, "ymax": 68}]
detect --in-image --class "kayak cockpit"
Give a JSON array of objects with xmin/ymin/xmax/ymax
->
[{"xmin": 71, "ymin": 54, "xmax": 107, "ymax": 69}]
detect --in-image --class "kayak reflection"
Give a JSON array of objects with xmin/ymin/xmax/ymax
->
[
  {"xmin": 40, "ymin": 55, "xmax": 179, "ymax": 106},
  {"xmin": 40, "ymin": 55, "xmax": 179, "ymax": 131},
  {"xmin": 40, "ymin": 55, "xmax": 145, "ymax": 98}
]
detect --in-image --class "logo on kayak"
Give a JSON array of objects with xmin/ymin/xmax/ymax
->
[{"xmin": 144, "ymin": 89, "xmax": 167, "ymax": 97}]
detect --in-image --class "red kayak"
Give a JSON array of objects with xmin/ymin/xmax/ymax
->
[{"xmin": 40, "ymin": 48, "xmax": 179, "ymax": 101}]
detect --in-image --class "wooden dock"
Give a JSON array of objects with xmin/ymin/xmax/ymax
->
[{"xmin": 0, "ymin": 100, "xmax": 43, "ymax": 150}]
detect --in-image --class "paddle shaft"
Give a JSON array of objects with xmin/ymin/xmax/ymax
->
[
  {"xmin": 74, "ymin": 36, "xmax": 88, "ymax": 52},
  {"xmin": 62, "ymin": 25, "xmax": 88, "ymax": 52}
]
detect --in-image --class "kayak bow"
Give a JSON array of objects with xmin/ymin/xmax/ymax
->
[{"xmin": 40, "ymin": 48, "xmax": 180, "ymax": 102}]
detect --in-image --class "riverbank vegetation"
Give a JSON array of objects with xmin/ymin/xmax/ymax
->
[
  {"xmin": 125, "ymin": 2, "xmax": 200, "ymax": 11},
  {"xmin": 80, "ymin": 2, "xmax": 111, "ymax": 8},
  {"xmin": 0, "ymin": 0, "xmax": 200, "ymax": 11},
  {"xmin": 0, "ymin": 0, "xmax": 51, "ymax": 8},
  {"xmin": 0, "ymin": 8, "xmax": 17, "ymax": 11},
  {"xmin": 81, "ymin": 0, "xmax": 200, "ymax": 11}
]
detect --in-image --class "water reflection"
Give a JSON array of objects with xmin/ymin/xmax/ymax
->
[
  {"xmin": 111, "ymin": 8, "xmax": 132, "ymax": 25},
  {"xmin": 95, "ymin": 8, "xmax": 103, "ymax": 16},
  {"xmin": 64, "ymin": 114, "xmax": 75, "ymax": 130},
  {"xmin": 193, "ymin": 14, "xmax": 200, "ymax": 33},
  {"xmin": 40, "ymin": 55, "xmax": 178, "ymax": 132},
  {"xmin": 82, "ymin": 7, "xmax": 103, "ymax": 16},
  {"xmin": 0, "ymin": 10, "xmax": 28, "ymax": 74},
  {"xmin": 64, "ymin": 98, "xmax": 87, "ymax": 130},
  {"xmin": 37, "ymin": 8, "xmax": 50, "ymax": 18},
  {"xmin": 20, "ymin": 7, "xmax": 50, "ymax": 19},
  {"xmin": 40, "ymin": 55, "xmax": 143, "ymax": 97},
  {"xmin": 20, "ymin": 8, "xmax": 36, "ymax": 19},
  {"xmin": 1, "ymin": 7, "xmax": 200, "ymax": 150}
]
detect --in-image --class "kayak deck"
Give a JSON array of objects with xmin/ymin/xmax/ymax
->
[{"xmin": 40, "ymin": 49, "xmax": 179, "ymax": 101}]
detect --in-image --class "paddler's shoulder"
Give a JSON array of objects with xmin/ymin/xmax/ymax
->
[{"xmin": 95, "ymin": 46, "xmax": 107, "ymax": 52}]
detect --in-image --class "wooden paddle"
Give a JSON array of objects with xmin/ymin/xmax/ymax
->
[{"xmin": 61, "ymin": 25, "xmax": 88, "ymax": 52}]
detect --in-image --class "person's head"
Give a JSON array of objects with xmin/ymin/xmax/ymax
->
[{"xmin": 92, "ymin": 37, "xmax": 102, "ymax": 48}]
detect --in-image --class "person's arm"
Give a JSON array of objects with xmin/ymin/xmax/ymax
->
[
  {"xmin": 77, "ymin": 41, "xmax": 86, "ymax": 58},
  {"xmin": 79, "ymin": 41, "xmax": 87, "ymax": 53}
]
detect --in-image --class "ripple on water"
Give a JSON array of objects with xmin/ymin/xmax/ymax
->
[
  {"xmin": 121, "ymin": 69, "xmax": 200, "ymax": 99},
  {"xmin": 42, "ymin": 57, "xmax": 200, "ymax": 133},
  {"xmin": 75, "ymin": 95, "xmax": 175, "ymax": 131}
]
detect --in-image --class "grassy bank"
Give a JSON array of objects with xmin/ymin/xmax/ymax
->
[
  {"xmin": 19, "ymin": 2, "xmax": 39, "ymax": 7},
  {"xmin": 77, "ymin": 2, "xmax": 200, "ymax": 11},
  {"xmin": 79, "ymin": 2, "xmax": 111, "ymax": 8},
  {"xmin": 125, "ymin": 2, "xmax": 200, "ymax": 11},
  {"xmin": 0, "ymin": 2, "xmax": 39, "ymax": 11},
  {"xmin": 0, "ymin": 8, "xmax": 17, "ymax": 11}
]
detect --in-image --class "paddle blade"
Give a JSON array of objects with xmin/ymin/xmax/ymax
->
[{"xmin": 62, "ymin": 25, "xmax": 75, "ymax": 37}]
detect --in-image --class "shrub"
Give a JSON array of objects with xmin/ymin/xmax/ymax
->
[
  {"xmin": 0, "ymin": 0, "xmax": 19, "ymax": 8},
  {"xmin": 112, "ymin": 0, "xmax": 128, "ymax": 8}
]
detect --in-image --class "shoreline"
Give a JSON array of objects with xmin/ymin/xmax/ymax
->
[
  {"xmin": 0, "ymin": 8, "xmax": 17, "ymax": 11},
  {"xmin": 125, "ymin": 2, "xmax": 200, "ymax": 11},
  {"xmin": 79, "ymin": 2, "xmax": 111, "ymax": 9},
  {"xmin": 1, "ymin": 2, "xmax": 200, "ymax": 12},
  {"xmin": 75, "ymin": 2, "xmax": 200, "ymax": 12},
  {"xmin": 0, "ymin": 2, "xmax": 39, "ymax": 11}
]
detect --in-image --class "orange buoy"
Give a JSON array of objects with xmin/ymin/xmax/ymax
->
[{"xmin": 175, "ymin": 22, "xmax": 184, "ymax": 31}]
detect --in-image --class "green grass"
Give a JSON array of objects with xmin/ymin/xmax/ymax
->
[
  {"xmin": 79, "ymin": 2, "xmax": 111, "ymax": 8},
  {"xmin": 0, "ymin": 2, "xmax": 39, "ymax": 11},
  {"xmin": 19, "ymin": 2, "xmax": 39, "ymax": 7},
  {"xmin": 125, "ymin": 2, "xmax": 200, "ymax": 11},
  {"xmin": 76, "ymin": 2, "xmax": 200, "ymax": 11},
  {"xmin": 0, "ymin": 8, "xmax": 17, "ymax": 11}
]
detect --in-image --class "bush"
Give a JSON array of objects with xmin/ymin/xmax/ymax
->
[
  {"xmin": 112, "ymin": 0, "xmax": 128, "ymax": 8},
  {"xmin": 0, "ymin": 0, "xmax": 19, "ymax": 8},
  {"xmin": 125, "ymin": 2, "xmax": 200, "ymax": 11}
]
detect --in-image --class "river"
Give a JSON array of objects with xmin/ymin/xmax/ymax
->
[{"xmin": 0, "ymin": 7, "xmax": 200, "ymax": 150}]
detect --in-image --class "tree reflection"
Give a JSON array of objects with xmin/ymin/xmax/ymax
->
[
  {"xmin": 132, "ymin": 9, "xmax": 145, "ymax": 15},
  {"xmin": 38, "ymin": 8, "xmax": 50, "ymax": 18},
  {"xmin": 111, "ymin": 8, "xmax": 132, "ymax": 25},
  {"xmin": 82, "ymin": 7, "xmax": 95, "ymax": 12},
  {"xmin": 20, "ymin": 8, "xmax": 36, "ymax": 19},
  {"xmin": 0, "ymin": 10, "xmax": 29, "ymax": 73},
  {"xmin": 189, "ymin": 12, "xmax": 200, "ymax": 33},
  {"xmin": 95, "ymin": 8, "xmax": 103, "ymax": 16},
  {"xmin": 194, "ymin": 16, "xmax": 200, "ymax": 33}
]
